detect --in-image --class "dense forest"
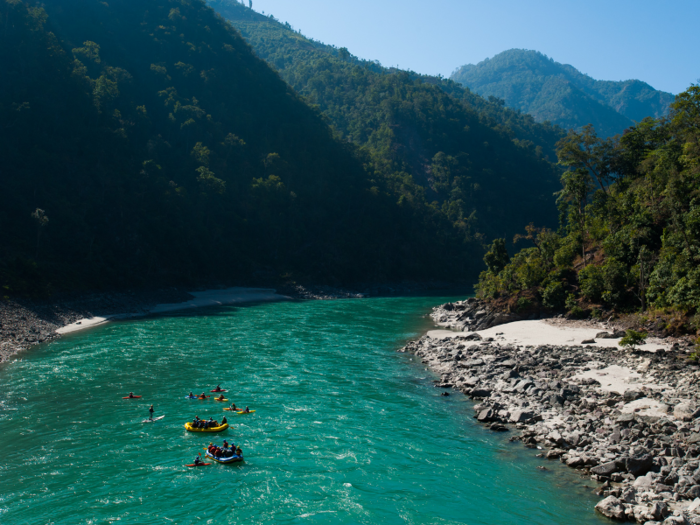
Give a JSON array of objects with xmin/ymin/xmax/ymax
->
[
  {"xmin": 452, "ymin": 49, "xmax": 675, "ymax": 138},
  {"xmin": 476, "ymin": 85, "xmax": 700, "ymax": 334},
  {"xmin": 209, "ymin": 0, "xmax": 564, "ymax": 243},
  {"xmin": 0, "ymin": 0, "xmax": 491, "ymax": 296}
]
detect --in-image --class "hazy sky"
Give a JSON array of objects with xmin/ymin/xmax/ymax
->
[{"xmin": 248, "ymin": 0, "xmax": 699, "ymax": 94}]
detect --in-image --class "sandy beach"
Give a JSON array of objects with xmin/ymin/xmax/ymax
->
[{"xmin": 56, "ymin": 287, "xmax": 289, "ymax": 335}]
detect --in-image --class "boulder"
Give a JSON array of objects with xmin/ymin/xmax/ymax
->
[
  {"xmin": 674, "ymin": 401, "xmax": 700, "ymax": 422},
  {"xmin": 477, "ymin": 409, "xmax": 494, "ymax": 423},
  {"xmin": 549, "ymin": 394, "xmax": 564, "ymax": 406},
  {"xmin": 634, "ymin": 472, "xmax": 655, "ymax": 489},
  {"xmin": 595, "ymin": 496, "xmax": 626, "ymax": 520},
  {"xmin": 470, "ymin": 389, "xmax": 491, "ymax": 398},
  {"xmin": 663, "ymin": 516, "xmax": 689, "ymax": 525},
  {"xmin": 581, "ymin": 339, "xmax": 596, "ymax": 345},
  {"xmin": 624, "ymin": 390, "xmax": 644, "ymax": 402},
  {"xmin": 617, "ymin": 412, "xmax": 636, "ymax": 424},
  {"xmin": 547, "ymin": 431, "xmax": 564, "ymax": 446},
  {"xmin": 625, "ymin": 454, "xmax": 654, "ymax": 477},
  {"xmin": 566, "ymin": 456, "xmax": 585, "ymax": 468},
  {"xmin": 510, "ymin": 410, "xmax": 534, "ymax": 423},
  {"xmin": 686, "ymin": 485, "xmax": 700, "ymax": 499},
  {"xmin": 591, "ymin": 460, "xmax": 624, "ymax": 477},
  {"xmin": 546, "ymin": 449, "xmax": 565, "ymax": 459}
]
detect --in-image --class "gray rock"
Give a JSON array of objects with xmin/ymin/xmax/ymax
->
[
  {"xmin": 477, "ymin": 409, "xmax": 494, "ymax": 423},
  {"xmin": 663, "ymin": 516, "xmax": 689, "ymax": 525},
  {"xmin": 634, "ymin": 472, "xmax": 655, "ymax": 489},
  {"xmin": 510, "ymin": 410, "xmax": 534, "ymax": 423},
  {"xmin": 674, "ymin": 401, "xmax": 700, "ymax": 422},
  {"xmin": 591, "ymin": 461, "xmax": 624, "ymax": 477},
  {"xmin": 595, "ymin": 496, "xmax": 626, "ymax": 520},
  {"xmin": 624, "ymin": 390, "xmax": 644, "ymax": 402},
  {"xmin": 626, "ymin": 454, "xmax": 654, "ymax": 477},
  {"xmin": 549, "ymin": 394, "xmax": 564, "ymax": 406},
  {"xmin": 566, "ymin": 456, "xmax": 585, "ymax": 468},
  {"xmin": 686, "ymin": 485, "xmax": 700, "ymax": 499},
  {"xmin": 581, "ymin": 339, "xmax": 596, "ymax": 345},
  {"xmin": 470, "ymin": 389, "xmax": 491, "ymax": 398}
]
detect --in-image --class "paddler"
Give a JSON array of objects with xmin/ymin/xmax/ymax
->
[
  {"xmin": 188, "ymin": 392, "xmax": 195, "ymax": 399},
  {"xmin": 221, "ymin": 416, "xmax": 227, "ymax": 425},
  {"xmin": 214, "ymin": 384, "xmax": 223, "ymax": 392},
  {"xmin": 128, "ymin": 392, "xmax": 135, "ymax": 399},
  {"xmin": 217, "ymin": 394, "xmax": 225, "ymax": 401},
  {"xmin": 149, "ymin": 404, "xmax": 154, "ymax": 420},
  {"xmin": 243, "ymin": 406, "xmax": 251, "ymax": 413},
  {"xmin": 199, "ymin": 392, "xmax": 207, "ymax": 400},
  {"xmin": 229, "ymin": 403, "xmax": 237, "ymax": 412},
  {"xmin": 194, "ymin": 455, "xmax": 202, "ymax": 466}
]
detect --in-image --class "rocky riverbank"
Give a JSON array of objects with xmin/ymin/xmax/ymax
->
[
  {"xmin": 399, "ymin": 299, "xmax": 700, "ymax": 524},
  {"xmin": 0, "ymin": 281, "xmax": 456, "ymax": 363},
  {"xmin": 0, "ymin": 289, "xmax": 193, "ymax": 363}
]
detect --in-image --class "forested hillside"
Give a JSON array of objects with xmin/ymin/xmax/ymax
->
[
  {"xmin": 476, "ymin": 85, "xmax": 700, "ymax": 334},
  {"xmin": 0, "ymin": 0, "xmax": 481, "ymax": 295},
  {"xmin": 452, "ymin": 49, "xmax": 675, "ymax": 138},
  {"xmin": 209, "ymin": 0, "xmax": 564, "ymax": 244}
]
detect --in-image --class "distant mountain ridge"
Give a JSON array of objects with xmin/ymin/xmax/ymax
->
[
  {"xmin": 209, "ymin": 1, "xmax": 564, "ymax": 246},
  {"xmin": 451, "ymin": 49, "xmax": 675, "ymax": 137}
]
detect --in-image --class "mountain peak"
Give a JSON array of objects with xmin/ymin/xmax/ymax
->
[{"xmin": 451, "ymin": 49, "xmax": 675, "ymax": 137}]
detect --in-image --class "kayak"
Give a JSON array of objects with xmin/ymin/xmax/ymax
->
[
  {"xmin": 210, "ymin": 389, "xmax": 228, "ymax": 393},
  {"xmin": 142, "ymin": 415, "xmax": 165, "ymax": 423},
  {"xmin": 214, "ymin": 398, "xmax": 229, "ymax": 402},
  {"xmin": 196, "ymin": 396, "xmax": 211, "ymax": 400},
  {"xmin": 186, "ymin": 463, "xmax": 211, "ymax": 467},
  {"xmin": 184, "ymin": 422, "xmax": 229, "ymax": 433},
  {"xmin": 223, "ymin": 408, "xmax": 239, "ymax": 412},
  {"xmin": 236, "ymin": 410, "xmax": 256, "ymax": 415},
  {"xmin": 123, "ymin": 395, "xmax": 142, "ymax": 399},
  {"xmin": 184, "ymin": 396, "xmax": 197, "ymax": 400},
  {"xmin": 205, "ymin": 451, "xmax": 244, "ymax": 464}
]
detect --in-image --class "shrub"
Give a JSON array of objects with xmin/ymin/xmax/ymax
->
[
  {"xmin": 620, "ymin": 330, "xmax": 647, "ymax": 350},
  {"xmin": 516, "ymin": 297, "xmax": 532, "ymax": 312},
  {"xmin": 542, "ymin": 281, "xmax": 566, "ymax": 310},
  {"xmin": 568, "ymin": 305, "xmax": 588, "ymax": 319},
  {"xmin": 578, "ymin": 265, "xmax": 604, "ymax": 302}
]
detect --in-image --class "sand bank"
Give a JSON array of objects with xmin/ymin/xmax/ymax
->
[
  {"xmin": 427, "ymin": 319, "xmax": 668, "ymax": 352},
  {"xmin": 56, "ymin": 287, "xmax": 289, "ymax": 335}
]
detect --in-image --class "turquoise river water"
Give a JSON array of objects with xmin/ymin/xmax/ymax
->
[{"xmin": 0, "ymin": 296, "xmax": 611, "ymax": 524}]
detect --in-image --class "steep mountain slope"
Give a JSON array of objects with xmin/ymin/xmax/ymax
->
[
  {"xmin": 451, "ymin": 49, "xmax": 675, "ymax": 137},
  {"xmin": 477, "ymin": 85, "xmax": 700, "ymax": 332},
  {"xmin": 209, "ymin": 0, "xmax": 563, "ymax": 245},
  {"xmin": 0, "ymin": 0, "xmax": 476, "ymax": 295}
]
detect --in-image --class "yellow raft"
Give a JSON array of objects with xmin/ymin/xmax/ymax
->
[
  {"xmin": 184, "ymin": 422, "xmax": 229, "ymax": 433},
  {"xmin": 214, "ymin": 398, "xmax": 229, "ymax": 402}
]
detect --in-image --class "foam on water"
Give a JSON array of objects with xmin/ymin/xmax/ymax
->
[{"xmin": 0, "ymin": 297, "xmax": 609, "ymax": 524}]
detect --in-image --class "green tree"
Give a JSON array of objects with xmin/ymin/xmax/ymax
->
[{"xmin": 483, "ymin": 238, "xmax": 509, "ymax": 274}]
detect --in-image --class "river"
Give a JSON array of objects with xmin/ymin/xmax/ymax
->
[{"xmin": 0, "ymin": 296, "xmax": 609, "ymax": 524}]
